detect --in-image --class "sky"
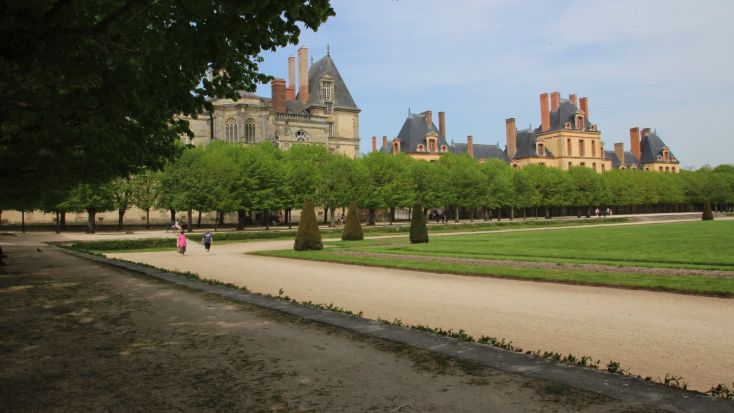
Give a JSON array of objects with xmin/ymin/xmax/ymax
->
[{"xmin": 254, "ymin": 0, "xmax": 734, "ymax": 169}]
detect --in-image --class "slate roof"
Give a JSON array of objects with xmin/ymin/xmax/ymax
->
[
  {"xmin": 450, "ymin": 143, "xmax": 510, "ymax": 162},
  {"xmin": 380, "ymin": 113, "xmax": 449, "ymax": 153},
  {"xmin": 535, "ymin": 99, "xmax": 600, "ymax": 133},
  {"xmin": 301, "ymin": 54, "xmax": 360, "ymax": 112},
  {"xmin": 606, "ymin": 150, "xmax": 642, "ymax": 169},
  {"xmin": 639, "ymin": 131, "xmax": 679, "ymax": 164},
  {"xmin": 513, "ymin": 129, "xmax": 555, "ymax": 159}
]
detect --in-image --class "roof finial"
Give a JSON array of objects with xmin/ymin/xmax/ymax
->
[
  {"xmin": 327, "ymin": 44, "xmax": 330, "ymax": 55},
  {"xmin": 310, "ymin": 56, "xmax": 313, "ymax": 67},
  {"xmin": 408, "ymin": 107, "xmax": 410, "ymax": 115}
]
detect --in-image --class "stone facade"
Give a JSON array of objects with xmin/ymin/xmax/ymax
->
[{"xmin": 182, "ymin": 47, "xmax": 360, "ymax": 158}]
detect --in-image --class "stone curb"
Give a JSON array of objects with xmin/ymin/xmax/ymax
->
[{"xmin": 61, "ymin": 248, "xmax": 733, "ymax": 413}]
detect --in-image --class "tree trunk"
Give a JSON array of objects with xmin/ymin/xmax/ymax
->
[
  {"xmin": 187, "ymin": 209, "xmax": 193, "ymax": 232},
  {"xmin": 87, "ymin": 209, "xmax": 96, "ymax": 234},
  {"xmin": 214, "ymin": 211, "xmax": 220, "ymax": 232},
  {"xmin": 330, "ymin": 207, "xmax": 335, "ymax": 227},
  {"xmin": 0, "ymin": 210, "xmax": 2, "ymax": 228},
  {"xmin": 237, "ymin": 210, "xmax": 246, "ymax": 230},
  {"xmin": 324, "ymin": 206, "xmax": 329, "ymax": 224},
  {"xmin": 21, "ymin": 210, "xmax": 25, "ymax": 233},
  {"xmin": 265, "ymin": 209, "xmax": 270, "ymax": 230},
  {"xmin": 55, "ymin": 211, "xmax": 60, "ymax": 234},
  {"xmin": 544, "ymin": 207, "xmax": 551, "ymax": 219},
  {"xmin": 368, "ymin": 208, "xmax": 376, "ymax": 226},
  {"xmin": 286, "ymin": 208, "xmax": 292, "ymax": 229},
  {"xmin": 60, "ymin": 212, "xmax": 66, "ymax": 230},
  {"xmin": 145, "ymin": 208, "xmax": 150, "ymax": 229},
  {"xmin": 117, "ymin": 209, "xmax": 125, "ymax": 230},
  {"xmin": 454, "ymin": 206, "xmax": 459, "ymax": 223},
  {"xmin": 170, "ymin": 209, "xmax": 176, "ymax": 223},
  {"xmin": 523, "ymin": 207, "xmax": 526, "ymax": 220},
  {"xmin": 197, "ymin": 211, "xmax": 202, "ymax": 228},
  {"xmin": 510, "ymin": 206, "xmax": 515, "ymax": 220},
  {"xmin": 496, "ymin": 207, "xmax": 501, "ymax": 221}
]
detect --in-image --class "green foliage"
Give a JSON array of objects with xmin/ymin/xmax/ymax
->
[
  {"xmin": 341, "ymin": 201, "xmax": 364, "ymax": 241},
  {"xmin": 294, "ymin": 199, "xmax": 322, "ymax": 251},
  {"xmin": 702, "ymin": 199, "xmax": 714, "ymax": 220},
  {"xmin": 409, "ymin": 203, "xmax": 429, "ymax": 244},
  {"xmin": 70, "ymin": 238, "xmax": 176, "ymax": 251},
  {"xmin": 1, "ymin": 0, "xmax": 335, "ymax": 201}
]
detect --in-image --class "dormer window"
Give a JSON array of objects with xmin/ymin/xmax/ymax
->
[
  {"xmin": 657, "ymin": 155, "xmax": 663, "ymax": 161},
  {"xmin": 537, "ymin": 142, "xmax": 545, "ymax": 156},
  {"xmin": 392, "ymin": 140, "xmax": 401, "ymax": 154},
  {"xmin": 440, "ymin": 144, "xmax": 448, "ymax": 152},
  {"xmin": 589, "ymin": 124, "xmax": 597, "ymax": 131},
  {"xmin": 426, "ymin": 134, "xmax": 438, "ymax": 152},
  {"xmin": 511, "ymin": 160, "xmax": 519, "ymax": 170},
  {"xmin": 321, "ymin": 81, "xmax": 333, "ymax": 101},
  {"xmin": 620, "ymin": 165, "xmax": 626, "ymax": 170},
  {"xmin": 630, "ymin": 164, "xmax": 638, "ymax": 170},
  {"xmin": 565, "ymin": 122, "xmax": 572, "ymax": 130},
  {"xmin": 663, "ymin": 148, "xmax": 670, "ymax": 161},
  {"xmin": 576, "ymin": 114, "xmax": 585, "ymax": 131},
  {"xmin": 416, "ymin": 144, "xmax": 425, "ymax": 152},
  {"xmin": 645, "ymin": 165, "xmax": 650, "ymax": 171}
]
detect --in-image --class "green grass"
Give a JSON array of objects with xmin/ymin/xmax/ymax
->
[{"xmin": 252, "ymin": 221, "xmax": 734, "ymax": 296}]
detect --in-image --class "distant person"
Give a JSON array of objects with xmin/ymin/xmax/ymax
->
[
  {"xmin": 488, "ymin": 210, "xmax": 493, "ymax": 221},
  {"xmin": 202, "ymin": 229, "xmax": 213, "ymax": 256},
  {"xmin": 595, "ymin": 208, "xmax": 599, "ymax": 218},
  {"xmin": 607, "ymin": 207, "xmax": 612, "ymax": 216},
  {"xmin": 0, "ymin": 244, "xmax": 6, "ymax": 266},
  {"xmin": 177, "ymin": 231, "xmax": 187, "ymax": 256}
]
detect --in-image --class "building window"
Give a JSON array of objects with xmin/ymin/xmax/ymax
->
[
  {"xmin": 568, "ymin": 162, "xmax": 572, "ymax": 169},
  {"xmin": 440, "ymin": 144, "xmax": 448, "ymax": 152},
  {"xmin": 580, "ymin": 162, "xmax": 586, "ymax": 167},
  {"xmin": 567, "ymin": 139, "xmax": 572, "ymax": 155},
  {"xmin": 427, "ymin": 138, "xmax": 437, "ymax": 152},
  {"xmin": 672, "ymin": 167, "xmax": 676, "ymax": 172},
  {"xmin": 659, "ymin": 166, "xmax": 663, "ymax": 172},
  {"xmin": 417, "ymin": 144, "xmax": 425, "ymax": 152},
  {"xmin": 579, "ymin": 140, "xmax": 585, "ymax": 157},
  {"xmin": 328, "ymin": 122, "xmax": 333, "ymax": 137},
  {"xmin": 182, "ymin": 136, "xmax": 192, "ymax": 146},
  {"xmin": 325, "ymin": 102, "xmax": 333, "ymax": 114},
  {"xmin": 274, "ymin": 131, "xmax": 280, "ymax": 148},
  {"xmin": 295, "ymin": 130, "xmax": 311, "ymax": 142},
  {"xmin": 245, "ymin": 118, "xmax": 255, "ymax": 143},
  {"xmin": 631, "ymin": 164, "xmax": 638, "ymax": 170},
  {"xmin": 663, "ymin": 149, "xmax": 670, "ymax": 161},
  {"xmin": 591, "ymin": 141, "xmax": 596, "ymax": 157},
  {"xmin": 537, "ymin": 143, "xmax": 545, "ymax": 156},
  {"xmin": 225, "ymin": 118, "xmax": 238, "ymax": 143},
  {"xmin": 601, "ymin": 164, "xmax": 605, "ymax": 172},
  {"xmin": 592, "ymin": 163, "xmax": 596, "ymax": 170},
  {"xmin": 322, "ymin": 81, "xmax": 332, "ymax": 101},
  {"xmin": 576, "ymin": 115, "xmax": 585, "ymax": 131},
  {"xmin": 665, "ymin": 167, "xmax": 670, "ymax": 172},
  {"xmin": 393, "ymin": 141, "xmax": 400, "ymax": 154}
]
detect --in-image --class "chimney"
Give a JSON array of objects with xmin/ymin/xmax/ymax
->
[
  {"xmin": 383, "ymin": 136, "xmax": 388, "ymax": 149},
  {"xmin": 630, "ymin": 127, "xmax": 641, "ymax": 160},
  {"xmin": 642, "ymin": 127, "xmax": 651, "ymax": 138},
  {"xmin": 569, "ymin": 94, "xmax": 578, "ymax": 106},
  {"xmin": 298, "ymin": 46, "xmax": 309, "ymax": 103},
  {"xmin": 372, "ymin": 136, "xmax": 377, "ymax": 152},
  {"xmin": 614, "ymin": 143, "xmax": 624, "ymax": 164},
  {"xmin": 551, "ymin": 92, "xmax": 560, "ymax": 112},
  {"xmin": 540, "ymin": 93, "xmax": 550, "ymax": 132},
  {"xmin": 422, "ymin": 111, "xmax": 433, "ymax": 128},
  {"xmin": 438, "ymin": 111, "xmax": 446, "ymax": 138},
  {"xmin": 467, "ymin": 136, "xmax": 474, "ymax": 158},
  {"xmin": 579, "ymin": 97, "xmax": 589, "ymax": 121},
  {"xmin": 286, "ymin": 55, "xmax": 296, "ymax": 100},
  {"xmin": 270, "ymin": 78, "xmax": 286, "ymax": 113},
  {"xmin": 506, "ymin": 118, "xmax": 517, "ymax": 159}
]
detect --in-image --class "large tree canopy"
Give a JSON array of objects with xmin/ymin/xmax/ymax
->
[{"xmin": 0, "ymin": 0, "xmax": 334, "ymax": 199}]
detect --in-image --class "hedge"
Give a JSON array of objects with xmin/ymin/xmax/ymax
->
[{"xmin": 70, "ymin": 238, "xmax": 176, "ymax": 251}]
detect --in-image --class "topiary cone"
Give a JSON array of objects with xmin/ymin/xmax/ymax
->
[
  {"xmin": 409, "ymin": 203, "xmax": 429, "ymax": 244},
  {"xmin": 342, "ymin": 201, "xmax": 364, "ymax": 241},
  {"xmin": 702, "ymin": 199, "xmax": 714, "ymax": 221},
  {"xmin": 294, "ymin": 199, "xmax": 323, "ymax": 250}
]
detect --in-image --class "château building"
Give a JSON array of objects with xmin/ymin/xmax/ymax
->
[{"xmin": 182, "ymin": 46, "xmax": 361, "ymax": 157}]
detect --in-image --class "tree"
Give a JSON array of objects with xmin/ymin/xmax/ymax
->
[
  {"xmin": 409, "ymin": 159, "xmax": 447, "ymax": 218},
  {"xmin": 130, "ymin": 169, "xmax": 160, "ymax": 229},
  {"xmin": 318, "ymin": 155, "xmax": 366, "ymax": 227},
  {"xmin": 65, "ymin": 182, "xmax": 116, "ymax": 233},
  {"xmin": 567, "ymin": 166, "xmax": 605, "ymax": 217},
  {"xmin": 702, "ymin": 199, "xmax": 714, "ymax": 220},
  {"xmin": 341, "ymin": 201, "xmax": 364, "ymax": 241},
  {"xmin": 110, "ymin": 176, "xmax": 133, "ymax": 229},
  {"xmin": 480, "ymin": 159, "xmax": 516, "ymax": 220},
  {"xmin": 294, "ymin": 199, "xmax": 322, "ymax": 251},
  {"xmin": 518, "ymin": 164, "xmax": 571, "ymax": 218},
  {"xmin": 282, "ymin": 144, "xmax": 332, "ymax": 228},
  {"xmin": 1, "ymin": 1, "xmax": 335, "ymax": 201},
  {"xmin": 409, "ymin": 203, "xmax": 429, "ymax": 244}
]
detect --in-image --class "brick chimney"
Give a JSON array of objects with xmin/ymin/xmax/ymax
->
[
  {"xmin": 642, "ymin": 127, "xmax": 651, "ymax": 139},
  {"xmin": 540, "ymin": 93, "xmax": 550, "ymax": 132},
  {"xmin": 372, "ymin": 136, "xmax": 377, "ymax": 152},
  {"xmin": 298, "ymin": 46, "xmax": 309, "ymax": 103},
  {"xmin": 422, "ymin": 111, "xmax": 433, "ymax": 129},
  {"xmin": 467, "ymin": 136, "xmax": 474, "ymax": 158},
  {"xmin": 506, "ymin": 118, "xmax": 517, "ymax": 159},
  {"xmin": 579, "ymin": 97, "xmax": 589, "ymax": 121},
  {"xmin": 569, "ymin": 94, "xmax": 578, "ymax": 106},
  {"xmin": 286, "ymin": 55, "xmax": 296, "ymax": 100},
  {"xmin": 630, "ymin": 127, "xmax": 641, "ymax": 160},
  {"xmin": 614, "ymin": 143, "xmax": 624, "ymax": 164},
  {"xmin": 270, "ymin": 78, "xmax": 286, "ymax": 113},
  {"xmin": 551, "ymin": 92, "xmax": 560, "ymax": 112},
  {"xmin": 383, "ymin": 136, "xmax": 388, "ymax": 149},
  {"xmin": 438, "ymin": 111, "xmax": 446, "ymax": 138}
]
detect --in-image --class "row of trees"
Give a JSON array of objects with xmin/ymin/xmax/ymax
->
[{"xmin": 3, "ymin": 141, "xmax": 733, "ymax": 233}]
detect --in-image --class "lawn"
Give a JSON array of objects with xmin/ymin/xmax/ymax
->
[{"xmin": 253, "ymin": 220, "xmax": 734, "ymax": 296}]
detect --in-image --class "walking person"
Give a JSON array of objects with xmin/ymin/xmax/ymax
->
[
  {"xmin": 177, "ymin": 230, "xmax": 187, "ymax": 257},
  {"xmin": 595, "ymin": 207, "xmax": 599, "ymax": 218},
  {"xmin": 202, "ymin": 229, "xmax": 213, "ymax": 256}
]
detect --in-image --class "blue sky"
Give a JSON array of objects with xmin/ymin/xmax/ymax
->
[{"xmin": 255, "ymin": 0, "xmax": 734, "ymax": 169}]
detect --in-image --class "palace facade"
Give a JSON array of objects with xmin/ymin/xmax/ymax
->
[{"xmin": 182, "ymin": 46, "xmax": 361, "ymax": 157}]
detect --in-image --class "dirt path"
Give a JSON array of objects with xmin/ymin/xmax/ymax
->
[
  {"xmin": 0, "ymin": 237, "xmax": 665, "ymax": 412},
  {"xmin": 104, "ymin": 239, "xmax": 734, "ymax": 393}
]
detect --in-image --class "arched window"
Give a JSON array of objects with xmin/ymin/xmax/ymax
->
[
  {"xmin": 245, "ymin": 118, "xmax": 255, "ymax": 143},
  {"xmin": 416, "ymin": 144, "xmax": 425, "ymax": 152},
  {"xmin": 663, "ymin": 149, "xmax": 670, "ymax": 161},
  {"xmin": 295, "ymin": 130, "xmax": 311, "ymax": 142},
  {"xmin": 225, "ymin": 118, "xmax": 238, "ymax": 143},
  {"xmin": 274, "ymin": 131, "xmax": 280, "ymax": 148},
  {"xmin": 440, "ymin": 144, "xmax": 448, "ymax": 152}
]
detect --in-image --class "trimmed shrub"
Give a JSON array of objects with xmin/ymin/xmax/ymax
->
[
  {"xmin": 70, "ymin": 238, "xmax": 176, "ymax": 251},
  {"xmin": 294, "ymin": 199, "xmax": 323, "ymax": 250},
  {"xmin": 342, "ymin": 201, "xmax": 364, "ymax": 241},
  {"xmin": 702, "ymin": 199, "xmax": 714, "ymax": 221},
  {"xmin": 409, "ymin": 203, "xmax": 429, "ymax": 244}
]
